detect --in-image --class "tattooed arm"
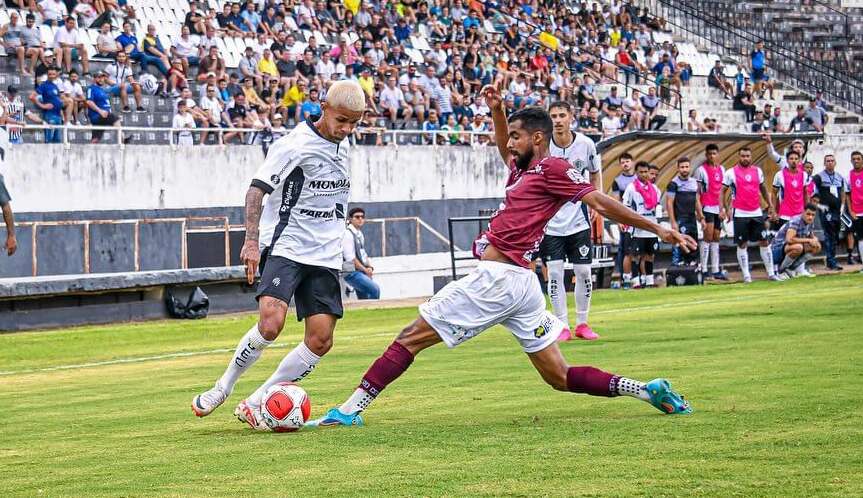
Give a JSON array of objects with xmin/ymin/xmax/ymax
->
[{"xmin": 240, "ymin": 185, "xmax": 266, "ymax": 284}]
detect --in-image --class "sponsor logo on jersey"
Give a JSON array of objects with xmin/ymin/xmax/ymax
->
[
  {"xmin": 272, "ymin": 277, "xmax": 281, "ymax": 287},
  {"xmin": 534, "ymin": 324, "xmax": 547, "ymax": 338},
  {"xmin": 298, "ymin": 208, "xmax": 336, "ymax": 219},
  {"xmin": 566, "ymin": 168, "xmax": 587, "ymax": 184},
  {"xmin": 307, "ymin": 179, "xmax": 351, "ymax": 190}
]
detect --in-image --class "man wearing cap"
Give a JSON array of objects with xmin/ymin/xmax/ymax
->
[
  {"xmin": 804, "ymin": 98, "xmax": 827, "ymax": 133},
  {"xmin": 29, "ymin": 65, "xmax": 63, "ymax": 143},
  {"xmin": 54, "ymin": 17, "xmax": 89, "ymax": 76},
  {"xmin": 85, "ymin": 71, "xmax": 123, "ymax": 143},
  {"xmin": 789, "ymin": 105, "xmax": 815, "ymax": 132}
]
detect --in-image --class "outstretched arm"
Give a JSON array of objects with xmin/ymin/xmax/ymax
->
[
  {"xmin": 240, "ymin": 186, "xmax": 265, "ymax": 284},
  {"xmin": 481, "ymin": 81, "xmax": 510, "ymax": 165},
  {"xmin": 581, "ymin": 190, "xmax": 697, "ymax": 252}
]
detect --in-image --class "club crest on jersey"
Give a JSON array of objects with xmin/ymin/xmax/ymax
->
[
  {"xmin": 745, "ymin": 174, "xmax": 752, "ymax": 182},
  {"xmin": 566, "ymin": 168, "xmax": 587, "ymax": 184},
  {"xmin": 270, "ymin": 174, "xmax": 280, "ymax": 185},
  {"xmin": 791, "ymin": 179, "xmax": 798, "ymax": 187},
  {"xmin": 579, "ymin": 245, "xmax": 590, "ymax": 257}
]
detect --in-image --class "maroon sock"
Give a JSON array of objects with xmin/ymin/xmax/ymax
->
[
  {"xmin": 359, "ymin": 341, "xmax": 415, "ymax": 397},
  {"xmin": 566, "ymin": 366, "xmax": 620, "ymax": 397}
]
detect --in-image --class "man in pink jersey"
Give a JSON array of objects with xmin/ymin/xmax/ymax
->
[
  {"xmin": 306, "ymin": 86, "xmax": 696, "ymax": 428},
  {"xmin": 770, "ymin": 149, "xmax": 810, "ymax": 233},
  {"xmin": 694, "ymin": 143, "xmax": 728, "ymax": 280},
  {"xmin": 845, "ymin": 150, "xmax": 863, "ymax": 273},
  {"xmin": 722, "ymin": 147, "xmax": 784, "ymax": 283}
]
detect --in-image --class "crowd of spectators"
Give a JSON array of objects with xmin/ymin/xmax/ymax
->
[{"xmin": 0, "ymin": 0, "xmax": 833, "ymax": 145}]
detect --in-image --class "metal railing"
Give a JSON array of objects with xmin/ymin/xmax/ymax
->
[{"xmin": 640, "ymin": 0, "xmax": 863, "ymax": 115}]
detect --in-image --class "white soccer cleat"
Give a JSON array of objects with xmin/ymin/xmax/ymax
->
[
  {"xmin": 743, "ymin": 276, "xmax": 753, "ymax": 283},
  {"xmin": 795, "ymin": 267, "xmax": 816, "ymax": 278},
  {"xmin": 191, "ymin": 384, "xmax": 230, "ymax": 417},
  {"xmin": 769, "ymin": 273, "xmax": 787, "ymax": 282},
  {"xmin": 234, "ymin": 399, "xmax": 270, "ymax": 431}
]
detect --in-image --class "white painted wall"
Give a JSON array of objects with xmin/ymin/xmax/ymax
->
[
  {"xmin": 370, "ymin": 251, "xmax": 478, "ymax": 300},
  {"xmin": 3, "ymin": 144, "xmax": 508, "ymax": 213}
]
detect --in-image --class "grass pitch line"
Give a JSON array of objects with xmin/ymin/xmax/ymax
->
[{"xmin": 0, "ymin": 283, "xmax": 851, "ymax": 377}]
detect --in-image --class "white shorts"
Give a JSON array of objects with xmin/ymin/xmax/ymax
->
[{"xmin": 419, "ymin": 260, "xmax": 565, "ymax": 353}]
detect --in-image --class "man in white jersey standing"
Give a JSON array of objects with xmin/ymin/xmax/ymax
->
[
  {"xmin": 541, "ymin": 101, "xmax": 601, "ymax": 341},
  {"xmin": 191, "ymin": 81, "xmax": 366, "ymax": 428}
]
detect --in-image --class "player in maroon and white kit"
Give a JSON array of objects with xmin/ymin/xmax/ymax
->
[{"xmin": 307, "ymin": 85, "xmax": 695, "ymax": 428}]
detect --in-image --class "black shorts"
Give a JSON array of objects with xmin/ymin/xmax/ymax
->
[
  {"xmin": 751, "ymin": 67, "xmax": 765, "ymax": 82},
  {"xmin": 676, "ymin": 218, "xmax": 699, "ymax": 241},
  {"xmin": 734, "ymin": 216, "xmax": 768, "ymax": 244},
  {"xmin": 852, "ymin": 218, "xmax": 863, "ymax": 239},
  {"xmin": 770, "ymin": 218, "xmax": 789, "ymax": 232},
  {"xmin": 703, "ymin": 211, "xmax": 722, "ymax": 228},
  {"xmin": 540, "ymin": 230, "xmax": 592, "ymax": 264},
  {"xmin": 630, "ymin": 237, "xmax": 658, "ymax": 256},
  {"xmin": 256, "ymin": 254, "xmax": 344, "ymax": 320}
]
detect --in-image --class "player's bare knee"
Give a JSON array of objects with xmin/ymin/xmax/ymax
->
[
  {"xmin": 305, "ymin": 331, "xmax": 333, "ymax": 356},
  {"xmin": 258, "ymin": 304, "xmax": 286, "ymax": 340}
]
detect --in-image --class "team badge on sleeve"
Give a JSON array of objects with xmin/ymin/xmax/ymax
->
[{"xmin": 566, "ymin": 168, "xmax": 587, "ymax": 184}]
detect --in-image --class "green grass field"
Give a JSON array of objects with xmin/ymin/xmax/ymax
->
[{"xmin": 1, "ymin": 275, "xmax": 861, "ymax": 497}]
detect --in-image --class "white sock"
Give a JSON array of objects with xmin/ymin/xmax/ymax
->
[
  {"xmin": 699, "ymin": 242, "xmax": 709, "ymax": 271},
  {"xmin": 644, "ymin": 274, "xmax": 655, "ymax": 286},
  {"xmin": 759, "ymin": 246, "xmax": 775, "ymax": 276},
  {"xmin": 615, "ymin": 377, "xmax": 650, "ymax": 401},
  {"xmin": 546, "ymin": 259, "xmax": 568, "ymax": 325},
  {"xmin": 737, "ymin": 247, "xmax": 751, "ymax": 279},
  {"xmin": 248, "ymin": 341, "xmax": 321, "ymax": 409},
  {"xmin": 710, "ymin": 242, "xmax": 721, "ymax": 273},
  {"xmin": 622, "ymin": 272, "xmax": 632, "ymax": 283},
  {"xmin": 573, "ymin": 264, "xmax": 592, "ymax": 325},
  {"xmin": 217, "ymin": 324, "xmax": 272, "ymax": 393},
  {"xmin": 340, "ymin": 387, "xmax": 375, "ymax": 414}
]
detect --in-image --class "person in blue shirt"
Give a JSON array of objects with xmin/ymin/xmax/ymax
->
[
  {"xmin": 462, "ymin": 10, "xmax": 481, "ymax": 30},
  {"xmin": 394, "ymin": 17, "xmax": 412, "ymax": 42},
  {"xmin": 750, "ymin": 40, "xmax": 766, "ymax": 95},
  {"xmin": 85, "ymin": 71, "xmax": 122, "ymax": 143},
  {"xmin": 300, "ymin": 88, "xmax": 322, "ymax": 120},
  {"xmin": 240, "ymin": 1, "xmax": 261, "ymax": 33},
  {"xmin": 28, "ymin": 66, "xmax": 64, "ymax": 143},
  {"xmin": 116, "ymin": 21, "xmax": 167, "ymax": 76}
]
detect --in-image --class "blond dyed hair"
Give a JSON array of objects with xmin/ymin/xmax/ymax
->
[{"xmin": 325, "ymin": 80, "xmax": 366, "ymax": 113}]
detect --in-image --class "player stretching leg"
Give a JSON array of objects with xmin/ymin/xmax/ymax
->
[
  {"xmin": 543, "ymin": 102, "xmax": 601, "ymax": 341},
  {"xmin": 694, "ymin": 144, "xmax": 728, "ymax": 280},
  {"xmin": 191, "ymin": 81, "xmax": 366, "ymax": 427},
  {"xmin": 308, "ymin": 87, "xmax": 694, "ymax": 428},
  {"xmin": 721, "ymin": 147, "xmax": 783, "ymax": 283}
]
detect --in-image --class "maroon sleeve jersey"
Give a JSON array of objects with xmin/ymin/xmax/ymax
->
[{"xmin": 477, "ymin": 156, "xmax": 596, "ymax": 267}]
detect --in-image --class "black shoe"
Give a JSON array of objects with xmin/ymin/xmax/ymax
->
[
  {"xmin": 122, "ymin": 106, "xmax": 131, "ymax": 113},
  {"xmin": 136, "ymin": 106, "xmax": 146, "ymax": 112}
]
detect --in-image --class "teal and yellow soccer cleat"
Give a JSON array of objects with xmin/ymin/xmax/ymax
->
[
  {"xmin": 304, "ymin": 408, "xmax": 364, "ymax": 428},
  {"xmin": 645, "ymin": 378, "xmax": 692, "ymax": 415}
]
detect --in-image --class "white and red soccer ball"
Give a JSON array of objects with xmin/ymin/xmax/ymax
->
[{"xmin": 259, "ymin": 383, "xmax": 311, "ymax": 432}]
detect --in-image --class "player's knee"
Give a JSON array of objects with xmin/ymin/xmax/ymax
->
[
  {"xmin": 305, "ymin": 331, "xmax": 333, "ymax": 356},
  {"xmin": 258, "ymin": 309, "xmax": 286, "ymax": 340}
]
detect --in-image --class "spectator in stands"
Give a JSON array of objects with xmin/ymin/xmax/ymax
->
[
  {"xmin": 96, "ymin": 22, "xmax": 121, "ymax": 58},
  {"xmin": 199, "ymin": 84, "xmax": 226, "ymax": 145},
  {"xmin": 105, "ymin": 51, "xmax": 144, "ymax": 113},
  {"xmin": 616, "ymin": 45, "xmax": 639, "ymax": 84},
  {"xmin": 707, "ymin": 60, "xmax": 733, "ymax": 99},
  {"xmin": 602, "ymin": 86, "xmax": 623, "ymax": 113},
  {"xmin": 72, "ymin": 0, "xmax": 99, "ymax": 30},
  {"xmin": 0, "ymin": 172, "xmax": 15, "ymax": 257},
  {"xmin": 602, "ymin": 105, "xmax": 624, "ymax": 138},
  {"xmin": 54, "ymin": 17, "xmax": 90, "ymax": 76},
  {"xmin": 37, "ymin": 0, "xmax": 68, "ymax": 26},
  {"xmin": 750, "ymin": 40, "xmax": 767, "ymax": 97},
  {"xmin": 117, "ymin": 21, "xmax": 167, "ymax": 77},
  {"xmin": 185, "ymin": 2, "xmax": 207, "ymax": 35},
  {"xmin": 1, "ymin": 13, "xmax": 27, "ymax": 75},
  {"xmin": 197, "ymin": 46, "xmax": 226, "ymax": 85},
  {"xmin": 577, "ymin": 75, "xmax": 599, "ymax": 113},
  {"xmin": 751, "ymin": 110, "xmax": 770, "ymax": 133},
  {"xmin": 142, "ymin": 24, "xmax": 171, "ymax": 76},
  {"xmin": 224, "ymin": 92, "xmax": 249, "ymax": 144},
  {"xmin": 172, "ymin": 100, "xmax": 196, "ymax": 146},
  {"xmin": 239, "ymin": 46, "xmax": 263, "ymax": 91},
  {"xmin": 85, "ymin": 71, "xmax": 124, "ymax": 144},
  {"xmin": 770, "ymin": 106, "xmax": 786, "ymax": 133},
  {"xmin": 469, "ymin": 113, "xmax": 489, "ymax": 144},
  {"xmin": 379, "ymin": 75, "xmax": 411, "ymax": 128},
  {"xmin": 29, "ymin": 65, "xmax": 63, "ymax": 143},
  {"xmin": 641, "ymin": 86, "xmax": 666, "ymax": 130},
  {"xmin": 171, "ymin": 26, "xmax": 200, "ymax": 76},
  {"xmin": 300, "ymin": 88, "xmax": 321, "ymax": 120},
  {"xmin": 17, "ymin": 14, "xmax": 44, "ymax": 76},
  {"xmin": 257, "ymin": 49, "xmax": 280, "ymax": 85},
  {"xmin": 790, "ymin": 105, "xmax": 815, "ymax": 132},
  {"xmin": 342, "ymin": 207, "xmax": 381, "ymax": 300},
  {"xmin": 167, "ymin": 59, "xmax": 188, "ymax": 96},
  {"xmin": 578, "ymin": 106, "xmax": 601, "ymax": 142},
  {"xmin": 2, "ymin": 86, "xmax": 26, "ymax": 144},
  {"xmin": 241, "ymin": 76, "xmax": 270, "ymax": 115},
  {"xmin": 622, "ymin": 88, "xmax": 645, "ymax": 130},
  {"xmin": 688, "ymin": 109, "xmax": 707, "ymax": 132},
  {"xmin": 422, "ymin": 108, "xmax": 443, "ymax": 145},
  {"xmin": 804, "ymin": 98, "xmax": 828, "ymax": 132},
  {"xmin": 59, "ymin": 69, "xmax": 85, "ymax": 124},
  {"xmin": 734, "ymin": 83, "xmax": 757, "ymax": 123}
]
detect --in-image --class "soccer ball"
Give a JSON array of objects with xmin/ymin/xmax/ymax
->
[{"xmin": 260, "ymin": 383, "xmax": 311, "ymax": 432}]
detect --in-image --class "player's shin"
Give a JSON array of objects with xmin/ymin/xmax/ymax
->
[
  {"xmin": 247, "ymin": 341, "xmax": 321, "ymax": 409},
  {"xmin": 217, "ymin": 324, "xmax": 273, "ymax": 393},
  {"xmin": 736, "ymin": 247, "xmax": 751, "ymax": 280},
  {"xmin": 573, "ymin": 264, "xmax": 592, "ymax": 325},
  {"xmin": 643, "ymin": 260, "xmax": 655, "ymax": 286},
  {"xmin": 339, "ymin": 341, "xmax": 415, "ymax": 415},
  {"xmin": 710, "ymin": 242, "xmax": 721, "ymax": 273},
  {"xmin": 699, "ymin": 242, "xmax": 709, "ymax": 271},
  {"xmin": 566, "ymin": 366, "xmax": 649, "ymax": 400},
  {"xmin": 546, "ymin": 259, "xmax": 569, "ymax": 324},
  {"xmin": 759, "ymin": 246, "xmax": 775, "ymax": 276}
]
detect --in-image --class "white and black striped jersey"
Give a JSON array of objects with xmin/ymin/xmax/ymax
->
[
  {"xmin": 544, "ymin": 131, "xmax": 600, "ymax": 236},
  {"xmin": 251, "ymin": 120, "xmax": 351, "ymax": 270}
]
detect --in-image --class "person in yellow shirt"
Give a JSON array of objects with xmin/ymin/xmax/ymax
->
[
  {"xmin": 242, "ymin": 76, "xmax": 270, "ymax": 114},
  {"xmin": 280, "ymin": 79, "xmax": 306, "ymax": 122},
  {"xmin": 257, "ymin": 49, "xmax": 279, "ymax": 84},
  {"xmin": 357, "ymin": 68, "xmax": 377, "ymax": 113}
]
